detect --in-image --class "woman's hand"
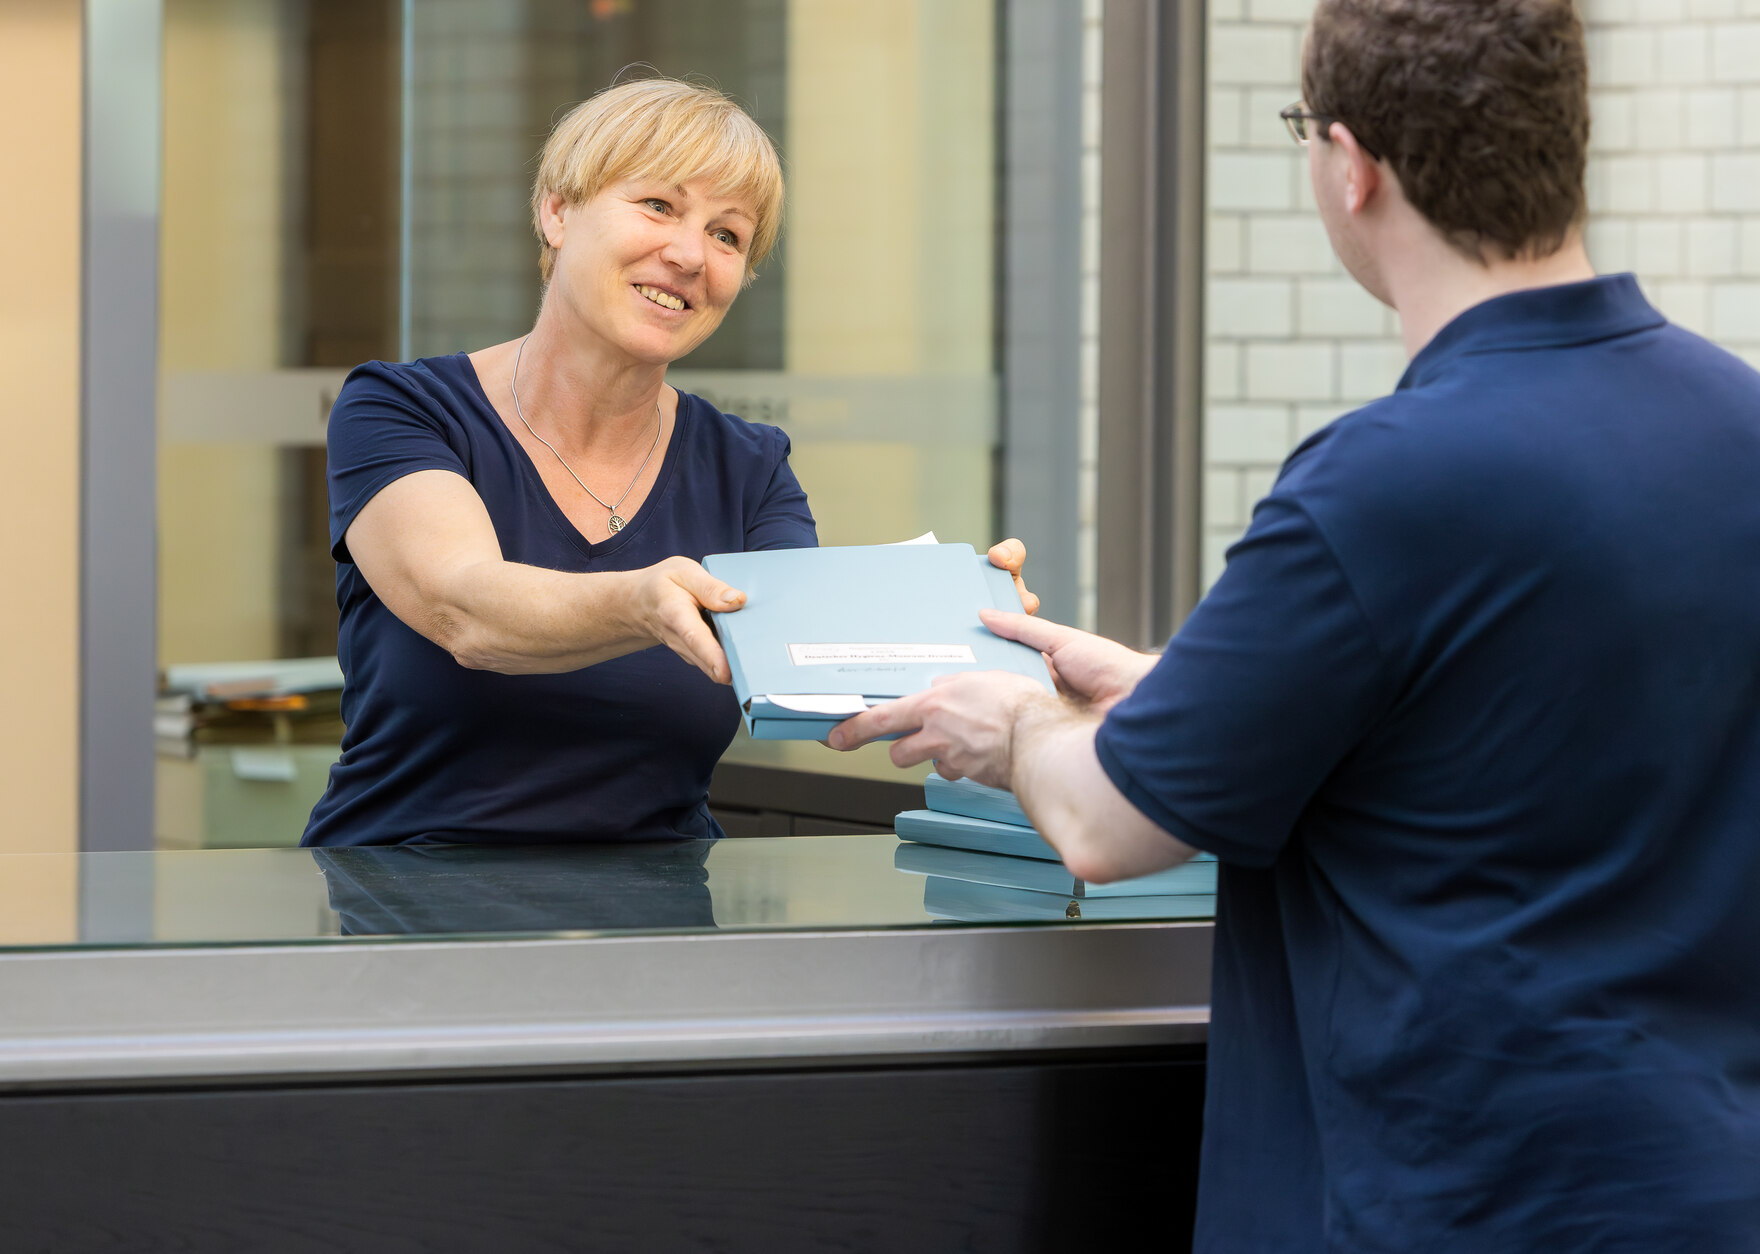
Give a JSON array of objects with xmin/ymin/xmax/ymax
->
[
  {"xmin": 626, "ymin": 556, "xmax": 747, "ymax": 684},
  {"xmin": 987, "ymin": 538, "xmax": 1040, "ymax": 615},
  {"xmin": 979, "ymin": 610, "xmax": 1156, "ymax": 714}
]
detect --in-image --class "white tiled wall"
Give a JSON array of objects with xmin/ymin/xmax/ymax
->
[
  {"xmin": 406, "ymin": 2, "xmax": 536, "ymax": 359},
  {"xmin": 1203, "ymin": 0, "xmax": 1760, "ymax": 588},
  {"xmin": 1582, "ymin": 1, "xmax": 1760, "ymax": 367},
  {"xmin": 1205, "ymin": 0, "xmax": 1402, "ymax": 586}
]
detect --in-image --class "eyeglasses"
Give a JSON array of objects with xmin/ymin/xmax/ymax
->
[{"xmin": 1279, "ymin": 102, "xmax": 1381, "ymax": 161}]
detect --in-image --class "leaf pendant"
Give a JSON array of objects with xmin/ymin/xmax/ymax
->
[{"xmin": 608, "ymin": 514, "xmax": 625, "ymax": 533}]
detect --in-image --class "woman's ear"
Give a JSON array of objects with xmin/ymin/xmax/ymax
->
[{"xmin": 540, "ymin": 192, "xmax": 569, "ymax": 249}]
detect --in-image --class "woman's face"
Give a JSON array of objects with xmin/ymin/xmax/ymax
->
[{"xmin": 541, "ymin": 177, "xmax": 756, "ymax": 366}]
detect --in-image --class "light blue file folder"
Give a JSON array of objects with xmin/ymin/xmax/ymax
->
[
  {"xmin": 894, "ymin": 809, "xmax": 1062, "ymax": 860},
  {"xmin": 702, "ymin": 544, "xmax": 1053, "ymax": 740},
  {"xmin": 894, "ymin": 840, "xmax": 1218, "ymax": 899},
  {"xmin": 922, "ymin": 772, "xmax": 1031, "ymax": 827}
]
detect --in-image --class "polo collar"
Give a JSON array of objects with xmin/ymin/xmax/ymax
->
[{"xmin": 1398, "ymin": 273, "xmax": 1667, "ymax": 392}]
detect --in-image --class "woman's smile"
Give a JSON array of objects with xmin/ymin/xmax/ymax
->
[
  {"xmin": 536, "ymin": 176, "xmax": 755, "ymax": 365},
  {"xmin": 633, "ymin": 283, "xmax": 690, "ymax": 312}
]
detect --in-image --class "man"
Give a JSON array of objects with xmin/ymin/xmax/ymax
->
[{"xmin": 831, "ymin": 1, "xmax": 1760, "ymax": 1249}]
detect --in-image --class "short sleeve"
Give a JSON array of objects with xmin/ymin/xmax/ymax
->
[
  {"xmin": 1094, "ymin": 496, "xmax": 1392, "ymax": 867},
  {"xmin": 326, "ymin": 362, "xmax": 472, "ymax": 564},
  {"xmin": 743, "ymin": 429, "xmax": 818, "ymax": 551}
]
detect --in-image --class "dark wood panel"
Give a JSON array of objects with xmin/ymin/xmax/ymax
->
[
  {"xmin": 2, "ymin": 1053, "xmax": 1204, "ymax": 1254},
  {"xmin": 710, "ymin": 808, "xmax": 892, "ymax": 838},
  {"xmin": 288, "ymin": 0, "xmax": 401, "ymax": 658},
  {"xmin": 304, "ymin": 0, "xmax": 400, "ymax": 369},
  {"xmin": 789, "ymin": 814, "xmax": 892, "ymax": 836},
  {"xmin": 708, "ymin": 805, "xmax": 792, "ymax": 838},
  {"xmin": 709, "ymin": 762, "xmax": 925, "ymax": 834}
]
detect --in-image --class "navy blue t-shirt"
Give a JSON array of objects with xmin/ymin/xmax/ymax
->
[
  {"xmin": 303, "ymin": 354, "xmax": 817, "ymax": 846},
  {"xmin": 1096, "ymin": 276, "xmax": 1760, "ymax": 1251}
]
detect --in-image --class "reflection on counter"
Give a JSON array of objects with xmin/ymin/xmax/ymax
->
[
  {"xmin": 922, "ymin": 879, "xmax": 1216, "ymax": 922},
  {"xmin": 314, "ymin": 842, "xmax": 716, "ymax": 936},
  {"xmin": 0, "ymin": 835, "xmax": 1214, "ymax": 951}
]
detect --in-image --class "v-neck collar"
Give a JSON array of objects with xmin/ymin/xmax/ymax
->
[{"xmin": 454, "ymin": 352, "xmax": 688, "ymax": 561}]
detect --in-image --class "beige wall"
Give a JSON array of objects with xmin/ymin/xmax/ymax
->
[
  {"xmin": 784, "ymin": 0, "xmax": 993, "ymax": 375},
  {"xmin": 782, "ymin": 0, "xmax": 995, "ymax": 550},
  {"xmin": 0, "ymin": 0, "xmax": 81, "ymax": 927},
  {"xmin": 785, "ymin": 2, "xmax": 925, "ymax": 376},
  {"xmin": 158, "ymin": 0, "xmax": 300, "ymax": 665}
]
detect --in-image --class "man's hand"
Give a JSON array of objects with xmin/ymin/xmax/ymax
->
[
  {"xmin": 979, "ymin": 610, "xmax": 1156, "ymax": 713},
  {"xmin": 831, "ymin": 666, "xmax": 1195, "ymax": 883},
  {"xmin": 986, "ymin": 538, "xmax": 1041, "ymax": 615},
  {"xmin": 827, "ymin": 671, "xmax": 1053, "ymax": 787}
]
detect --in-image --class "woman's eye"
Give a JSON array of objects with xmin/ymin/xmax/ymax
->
[
  {"xmin": 644, "ymin": 198, "xmax": 670, "ymax": 214},
  {"xmin": 713, "ymin": 229, "xmax": 741, "ymax": 248}
]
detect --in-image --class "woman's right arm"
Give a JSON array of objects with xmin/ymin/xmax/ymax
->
[{"xmin": 344, "ymin": 469, "xmax": 744, "ymax": 681}]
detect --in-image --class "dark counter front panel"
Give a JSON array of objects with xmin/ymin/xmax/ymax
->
[{"xmin": 5, "ymin": 1050, "xmax": 1205, "ymax": 1254}]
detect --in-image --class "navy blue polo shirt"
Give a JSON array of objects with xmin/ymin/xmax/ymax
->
[
  {"xmin": 303, "ymin": 354, "xmax": 816, "ymax": 846},
  {"xmin": 1096, "ymin": 276, "xmax": 1760, "ymax": 1251}
]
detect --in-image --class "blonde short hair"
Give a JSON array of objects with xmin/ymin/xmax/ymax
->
[{"xmin": 532, "ymin": 78, "xmax": 785, "ymax": 284}]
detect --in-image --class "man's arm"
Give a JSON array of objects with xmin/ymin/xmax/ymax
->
[{"xmin": 1009, "ymin": 697, "xmax": 1199, "ymax": 883}]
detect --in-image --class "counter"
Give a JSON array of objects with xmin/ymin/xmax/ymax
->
[{"xmin": 0, "ymin": 835, "xmax": 1214, "ymax": 1252}]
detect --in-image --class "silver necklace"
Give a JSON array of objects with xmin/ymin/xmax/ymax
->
[{"xmin": 508, "ymin": 334, "xmax": 661, "ymax": 534}]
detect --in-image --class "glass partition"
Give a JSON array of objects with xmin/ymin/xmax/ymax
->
[
  {"xmin": 155, "ymin": 0, "xmax": 1002, "ymax": 847},
  {"xmin": 0, "ymin": 838, "xmax": 1215, "ymax": 949}
]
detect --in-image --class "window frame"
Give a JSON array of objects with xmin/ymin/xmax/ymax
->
[
  {"xmin": 1095, "ymin": 0, "xmax": 1206, "ymax": 650},
  {"xmin": 83, "ymin": 0, "xmax": 1207, "ymax": 845}
]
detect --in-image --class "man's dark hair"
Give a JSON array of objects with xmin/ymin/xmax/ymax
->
[{"xmin": 1303, "ymin": 0, "xmax": 1590, "ymax": 263}]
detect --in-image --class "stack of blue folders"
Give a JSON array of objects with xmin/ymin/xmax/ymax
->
[{"xmin": 894, "ymin": 774, "xmax": 1217, "ymax": 922}]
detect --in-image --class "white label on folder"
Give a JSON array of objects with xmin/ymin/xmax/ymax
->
[
  {"xmin": 764, "ymin": 694, "xmax": 872, "ymax": 715},
  {"xmin": 787, "ymin": 643, "xmax": 977, "ymax": 666}
]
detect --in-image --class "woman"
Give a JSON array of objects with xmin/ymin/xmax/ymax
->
[{"xmin": 303, "ymin": 78, "xmax": 1032, "ymax": 846}]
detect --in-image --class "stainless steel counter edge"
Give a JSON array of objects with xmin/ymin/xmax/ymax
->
[{"xmin": 0, "ymin": 922, "xmax": 1212, "ymax": 1087}]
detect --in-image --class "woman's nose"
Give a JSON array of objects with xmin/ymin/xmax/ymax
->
[{"xmin": 659, "ymin": 222, "xmax": 706, "ymax": 272}]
